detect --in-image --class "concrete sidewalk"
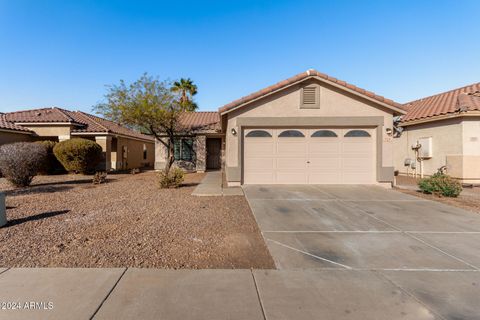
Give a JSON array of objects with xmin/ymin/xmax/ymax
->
[
  {"xmin": 1, "ymin": 267, "xmax": 479, "ymax": 319},
  {"xmin": 192, "ymin": 171, "xmax": 243, "ymax": 196}
]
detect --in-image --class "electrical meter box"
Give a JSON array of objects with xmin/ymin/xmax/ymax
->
[{"xmin": 418, "ymin": 137, "xmax": 433, "ymax": 158}]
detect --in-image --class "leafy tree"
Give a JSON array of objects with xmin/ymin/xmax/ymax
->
[
  {"xmin": 171, "ymin": 78, "xmax": 198, "ymax": 109},
  {"xmin": 93, "ymin": 74, "xmax": 197, "ymax": 173}
]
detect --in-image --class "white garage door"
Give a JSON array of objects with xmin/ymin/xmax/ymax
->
[{"xmin": 244, "ymin": 128, "xmax": 375, "ymax": 184}]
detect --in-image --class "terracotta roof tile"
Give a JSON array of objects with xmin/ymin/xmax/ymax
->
[
  {"xmin": 72, "ymin": 112, "xmax": 154, "ymax": 141},
  {"xmin": 219, "ymin": 69, "xmax": 404, "ymax": 114},
  {"xmin": 402, "ymin": 83, "xmax": 480, "ymax": 123},
  {"xmin": 4, "ymin": 107, "xmax": 74, "ymax": 123},
  {"xmin": 178, "ymin": 112, "xmax": 221, "ymax": 132},
  {"xmin": 3, "ymin": 107, "xmax": 153, "ymax": 141},
  {"xmin": 0, "ymin": 114, "xmax": 32, "ymax": 133}
]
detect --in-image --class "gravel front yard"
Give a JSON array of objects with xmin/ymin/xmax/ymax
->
[
  {"xmin": 0, "ymin": 171, "xmax": 275, "ymax": 269},
  {"xmin": 395, "ymin": 175, "xmax": 480, "ymax": 214}
]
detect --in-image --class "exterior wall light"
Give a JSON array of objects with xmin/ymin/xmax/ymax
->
[{"xmin": 231, "ymin": 128, "xmax": 237, "ymax": 136}]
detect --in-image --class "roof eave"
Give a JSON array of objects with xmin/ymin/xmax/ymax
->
[
  {"xmin": 0, "ymin": 128, "xmax": 33, "ymax": 135},
  {"xmin": 400, "ymin": 111, "xmax": 480, "ymax": 127},
  {"xmin": 219, "ymin": 75, "xmax": 406, "ymax": 116}
]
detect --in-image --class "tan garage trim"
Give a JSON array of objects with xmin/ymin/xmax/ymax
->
[
  {"xmin": 225, "ymin": 116, "xmax": 393, "ymax": 184},
  {"xmin": 244, "ymin": 128, "xmax": 376, "ymax": 184}
]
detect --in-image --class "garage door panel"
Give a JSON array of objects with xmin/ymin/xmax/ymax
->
[
  {"xmin": 276, "ymin": 158, "xmax": 306, "ymax": 169},
  {"xmin": 276, "ymin": 142, "xmax": 307, "ymax": 155},
  {"xmin": 308, "ymin": 141, "xmax": 340, "ymax": 154},
  {"xmin": 244, "ymin": 158, "xmax": 274, "ymax": 171},
  {"xmin": 308, "ymin": 158, "xmax": 340, "ymax": 168},
  {"xmin": 245, "ymin": 143, "xmax": 274, "ymax": 156},
  {"xmin": 244, "ymin": 127, "xmax": 375, "ymax": 184},
  {"xmin": 342, "ymin": 143, "xmax": 372, "ymax": 154}
]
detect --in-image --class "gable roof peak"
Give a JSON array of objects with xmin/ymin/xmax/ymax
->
[{"xmin": 219, "ymin": 69, "xmax": 404, "ymax": 114}]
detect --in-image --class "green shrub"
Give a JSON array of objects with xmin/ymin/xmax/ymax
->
[
  {"xmin": 53, "ymin": 138, "xmax": 103, "ymax": 173},
  {"xmin": 92, "ymin": 171, "xmax": 108, "ymax": 184},
  {"xmin": 0, "ymin": 142, "xmax": 47, "ymax": 187},
  {"xmin": 418, "ymin": 173, "xmax": 462, "ymax": 197},
  {"xmin": 36, "ymin": 140, "xmax": 64, "ymax": 174},
  {"xmin": 158, "ymin": 167, "xmax": 184, "ymax": 188}
]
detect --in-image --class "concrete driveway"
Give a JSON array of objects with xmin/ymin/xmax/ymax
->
[{"xmin": 244, "ymin": 185, "xmax": 480, "ymax": 320}]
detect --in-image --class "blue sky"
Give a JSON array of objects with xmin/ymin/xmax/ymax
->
[{"xmin": 1, "ymin": 0, "xmax": 479, "ymax": 113}]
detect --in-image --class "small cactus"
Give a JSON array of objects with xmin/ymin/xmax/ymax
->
[{"xmin": 92, "ymin": 171, "xmax": 108, "ymax": 185}]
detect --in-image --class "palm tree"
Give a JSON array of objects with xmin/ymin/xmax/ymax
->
[{"xmin": 171, "ymin": 78, "xmax": 198, "ymax": 106}]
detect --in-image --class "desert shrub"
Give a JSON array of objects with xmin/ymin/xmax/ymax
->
[
  {"xmin": 158, "ymin": 167, "xmax": 184, "ymax": 188},
  {"xmin": 36, "ymin": 140, "xmax": 64, "ymax": 174},
  {"xmin": 418, "ymin": 173, "xmax": 462, "ymax": 197},
  {"xmin": 92, "ymin": 171, "xmax": 108, "ymax": 184},
  {"xmin": 0, "ymin": 142, "xmax": 47, "ymax": 187},
  {"xmin": 53, "ymin": 138, "xmax": 103, "ymax": 174}
]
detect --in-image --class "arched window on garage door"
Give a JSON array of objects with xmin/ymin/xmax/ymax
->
[
  {"xmin": 245, "ymin": 130, "xmax": 272, "ymax": 137},
  {"xmin": 311, "ymin": 130, "xmax": 337, "ymax": 137},
  {"xmin": 278, "ymin": 130, "xmax": 305, "ymax": 137},
  {"xmin": 344, "ymin": 130, "xmax": 371, "ymax": 137}
]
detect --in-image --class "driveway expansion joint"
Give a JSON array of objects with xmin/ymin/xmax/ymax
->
[
  {"xmin": 376, "ymin": 270, "xmax": 449, "ymax": 320},
  {"xmin": 0, "ymin": 268, "xmax": 10, "ymax": 277},
  {"xmin": 90, "ymin": 267, "xmax": 128, "ymax": 320},
  {"xmin": 251, "ymin": 270, "xmax": 267, "ymax": 320},
  {"xmin": 267, "ymin": 238, "xmax": 352, "ymax": 269}
]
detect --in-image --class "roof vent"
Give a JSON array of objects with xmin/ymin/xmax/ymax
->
[
  {"xmin": 300, "ymin": 85, "xmax": 320, "ymax": 109},
  {"xmin": 303, "ymin": 87, "xmax": 317, "ymax": 104}
]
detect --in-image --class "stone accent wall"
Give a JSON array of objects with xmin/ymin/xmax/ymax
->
[
  {"xmin": 155, "ymin": 136, "xmax": 207, "ymax": 172},
  {"xmin": 195, "ymin": 135, "xmax": 206, "ymax": 172}
]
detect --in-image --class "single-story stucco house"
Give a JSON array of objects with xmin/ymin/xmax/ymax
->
[
  {"xmin": 394, "ymin": 83, "xmax": 480, "ymax": 184},
  {"xmin": 156, "ymin": 69, "xmax": 407, "ymax": 186},
  {"xmin": 0, "ymin": 108, "xmax": 155, "ymax": 170}
]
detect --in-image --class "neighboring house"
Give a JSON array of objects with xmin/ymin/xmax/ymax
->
[
  {"xmin": 394, "ymin": 83, "xmax": 480, "ymax": 183},
  {"xmin": 0, "ymin": 113, "xmax": 34, "ymax": 144},
  {"xmin": 156, "ymin": 69, "xmax": 406, "ymax": 186},
  {"xmin": 0, "ymin": 107, "xmax": 155, "ymax": 170}
]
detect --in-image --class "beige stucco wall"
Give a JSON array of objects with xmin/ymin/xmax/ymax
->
[
  {"xmin": 225, "ymin": 79, "xmax": 396, "ymax": 184},
  {"xmin": 114, "ymin": 136, "xmax": 154, "ymax": 170},
  {"xmin": 75, "ymin": 135, "xmax": 154, "ymax": 170},
  {"xmin": 21, "ymin": 124, "xmax": 72, "ymax": 140},
  {"xmin": 462, "ymin": 119, "xmax": 480, "ymax": 156},
  {"xmin": 0, "ymin": 131, "xmax": 32, "ymax": 145},
  {"xmin": 393, "ymin": 117, "xmax": 471, "ymax": 179}
]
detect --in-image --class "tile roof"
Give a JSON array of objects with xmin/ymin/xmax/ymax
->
[
  {"xmin": 4, "ymin": 107, "xmax": 74, "ymax": 123},
  {"xmin": 71, "ymin": 112, "xmax": 154, "ymax": 141},
  {"xmin": 178, "ymin": 112, "xmax": 221, "ymax": 132},
  {"xmin": 0, "ymin": 114, "xmax": 33, "ymax": 133},
  {"xmin": 3, "ymin": 107, "xmax": 153, "ymax": 141},
  {"xmin": 402, "ymin": 83, "xmax": 480, "ymax": 123},
  {"xmin": 219, "ymin": 69, "xmax": 405, "ymax": 114}
]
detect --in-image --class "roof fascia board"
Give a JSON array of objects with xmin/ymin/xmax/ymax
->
[
  {"xmin": 400, "ymin": 111, "xmax": 480, "ymax": 126},
  {"xmin": 220, "ymin": 76, "xmax": 406, "ymax": 116},
  {"xmin": 71, "ymin": 131, "xmax": 154, "ymax": 143},
  {"xmin": 0, "ymin": 128, "xmax": 33, "ymax": 135}
]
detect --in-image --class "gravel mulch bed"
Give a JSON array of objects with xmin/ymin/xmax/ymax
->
[
  {"xmin": 0, "ymin": 171, "xmax": 275, "ymax": 269},
  {"xmin": 395, "ymin": 175, "xmax": 480, "ymax": 214}
]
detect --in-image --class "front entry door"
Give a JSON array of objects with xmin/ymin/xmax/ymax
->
[{"xmin": 206, "ymin": 138, "xmax": 221, "ymax": 170}]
